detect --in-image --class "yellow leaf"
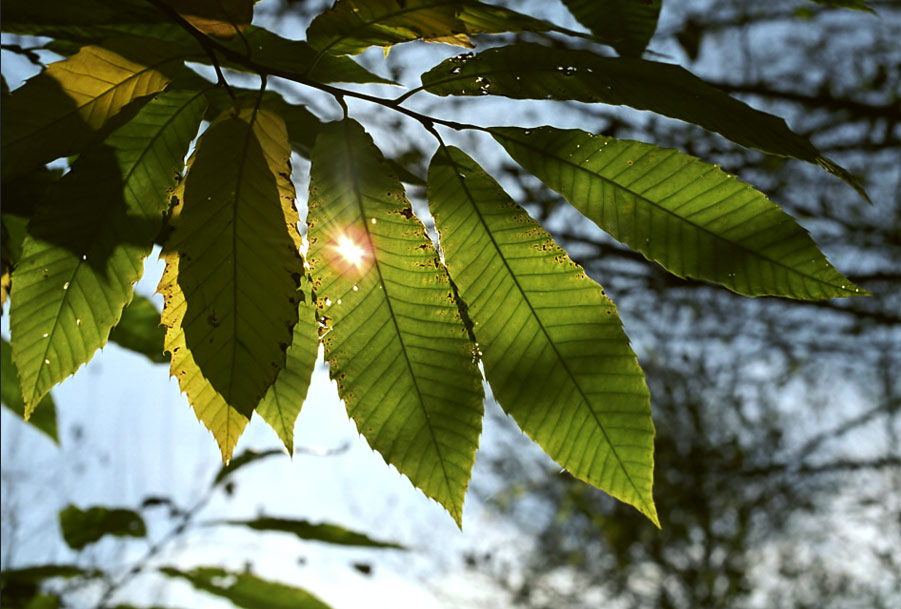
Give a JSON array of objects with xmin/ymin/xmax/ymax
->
[
  {"xmin": 164, "ymin": 0, "xmax": 254, "ymax": 39},
  {"xmin": 1, "ymin": 38, "xmax": 186, "ymax": 179}
]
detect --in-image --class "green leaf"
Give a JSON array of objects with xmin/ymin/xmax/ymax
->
[
  {"xmin": 9, "ymin": 88, "xmax": 207, "ymax": 415},
  {"xmin": 1, "ymin": 339, "xmax": 59, "ymax": 444},
  {"xmin": 305, "ymin": 0, "xmax": 556, "ymax": 56},
  {"xmin": 420, "ymin": 43, "xmax": 867, "ymax": 199},
  {"xmin": 212, "ymin": 448, "xmax": 284, "ymax": 486},
  {"xmin": 0, "ymin": 565, "xmax": 95, "ymax": 585},
  {"xmin": 307, "ymin": 119, "xmax": 484, "ymax": 525},
  {"xmin": 108, "ymin": 295, "xmax": 168, "ymax": 364},
  {"xmin": 209, "ymin": 27, "xmax": 395, "ymax": 85},
  {"xmin": 158, "ymin": 246, "xmax": 250, "ymax": 463},
  {"xmin": 307, "ymin": 0, "xmax": 475, "ymax": 55},
  {"xmin": 1, "ymin": 37, "xmax": 187, "ymax": 179},
  {"xmin": 0, "ymin": 0, "xmax": 171, "ymax": 41},
  {"xmin": 160, "ymin": 567, "xmax": 333, "ymax": 609},
  {"xmin": 427, "ymin": 146, "xmax": 658, "ymax": 526},
  {"xmin": 560, "ymin": 0, "xmax": 662, "ymax": 57},
  {"xmin": 256, "ymin": 278, "xmax": 319, "ymax": 454},
  {"xmin": 492, "ymin": 127, "xmax": 864, "ymax": 300},
  {"xmin": 161, "ymin": 100, "xmax": 304, "ymax": 419},
  {"xmin": 58, "ymin": 505, "xmax": 146, "ymax": 550},
  {"xmin": 221, "ymin": 517, "xmax": 405, "ymax": 549}
]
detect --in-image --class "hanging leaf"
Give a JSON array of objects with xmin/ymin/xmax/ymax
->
[
  {"xmin": 159, "ymin": 240, "xmax": 250, "ymax": 463},
  {"xmin": 1, "ymin": 338, "xmax": 59, "ymax": 444},
  {"xmin": 161, "ymin": 99, "xmax": 303, "ymax": 420},
  {"xmin": 221, "ymin": 517, "xmax": 405, "ymax": 549},
  {"xmin": 560, "ymin": 0, "xmax": 662, "ymax": 57},
  {"xmin": 1, "ymin": 37, "xmax": 187, "ymax": 179},
  {"xmin": 59, "ymin": 505, "xmax": 146, "ymax": 550},
  {"xmin": 492, "ymin": 127, "xmax": 864, "ymax": 300},
  {"xmin": 9, "ymin": 88, "xmax": 207, "ymax": 416},
  {"xmin": 420, "ymin": 43, "xmax": 867, "ymax": 200},
  {"xmin": 163, "ymin": 0, "xmax": 254, "ymax": 40},
  {"xmin": 160, "ymin": 567, "xmax": 333, "ymax": 609},
  {"xmin": 428, "ymin": 146, "xmax": 657, "ymax": 525},
  {"xmin": 256, "ymin": 277, "xmax": 319, "ymax": 454},
  {"xmin": 307, "ymin": 119, "xmax": 484, "ymax": 525},
  {"xmin": 108, "ymin": 295, "xmax": 168, "ymax": 363}
]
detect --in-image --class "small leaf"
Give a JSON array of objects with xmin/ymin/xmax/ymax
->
[
  {"xmin": 1, "ymin": 37, "xmax": 187, "ymax": 179},
  {"xmin": 161, "ymin": 100, "xmax": 304, "ymax": 418},
  {"xmin": 420, "ymin": 43, "xmax": 867, "ymax": 199},
  {"xmin": 560, "ymin": 0, "xmax": 662, "ymax": 57},
  {"xmin": 221, "ymin": 517, "xmax": 405, "ymax": 549},
  {"xmin": 10, "ymin": 88, "xmax": 207, "ymax": 415},
  {"xmin": 1, "ymin": 338, "xmax": 59, "ymax": 444},
  {"xmin": 160, "ymin": 567, "xmax": 333, "ymax": 609},
  {"xmin": 492, "ymin": 127, "xmax": 864, "ymax": 299},
  {"xmin": 58, "ymin": 505, "xmax": 146, "ymax": 550},
  {"xmin": 428, "ymin": 146, "xmax": 657, "ymax": 526},
  {"xmin": 307, "ymin": 119, "xmax": 484, "ymax": 526},
  {"xmin": 108, "ymin": 295, "xmax": 168, "ymax": 364},
  {"xmin": 163, "ymin": 0, "xmax": 253, "ymax": 39},
  {"xmin": 212, "ymin": 448, "xmax": 284, "ymax": 486}
]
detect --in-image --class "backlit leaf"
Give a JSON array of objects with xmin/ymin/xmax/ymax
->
[
  {"xmin": 59, "ymin": 505, "xmax": 146, "ymax": 550},
  {"xmin": 1, "ymin": 37, "xmax": 186, "ymax": 179},
  {"xmin": 256, "ymin": 277, "xmax": 319, "ymax": 454},
  {"xmin": 561, "ymin": 0, "xmax": 662, "ymax": 57},
  {"xmin": 9, "ymin": 88, "xmax": 207, "ymax": 415},
  {"xmin": 160, "ymin": 567, "xmax": 332, "ymax": 609},
  {"xmin": 1, "ymin": 338, "xmax": 59, "ymax": 444},
  {"xmin": 158, "ymin": 247, "xmax": 249, "ymax": 463},
  {"xmin": 161, "ymin": 100, "xmax": 303, "ymax": 418},
  {"xmin": 307, "ymin": 119, "xmax": 484, "ymax": 525},
  {"xmin": 108, "ymin": 295, "xmax": 168, "ymax": 363},
  {"xmin": 493, "ymin": 127, "xmax": 863, "ymax": 299},
  {"xmin": 222, "ymin": 517, "xmax": 405, "ymax": 549},
  {"xmin": 306, "ymin": 0, "xmax": 558, "ymax": 56},
  {"xmin": 164, "ymin": 0, "xmax": 253, "ymax": 40},
  {"xmin": 428, "ymin": 146, "xmax": 657, "ymax": 525},
  {"xmin": 420, "ymin": 43, "xmax": 867, "ymax": 199}
]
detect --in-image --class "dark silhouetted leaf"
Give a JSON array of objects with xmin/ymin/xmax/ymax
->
[
  {"xmin": 420, "ymin": 43, "xmax": 867, "ymax": 199},
  {"xmin": 58, "ymin": 505, "xmax": 146, "ymax": 550},
  {"xmin": 222, "ymin": 517, "xmax": 405, "ymax": 549},
  {"xmin": 160, "ymin": 567, "xmax": 333, "ymax": 609}
]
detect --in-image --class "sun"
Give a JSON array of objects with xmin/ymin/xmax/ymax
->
[{"xmin": 335, "ymin": 235, "xmax": 366, "ymax": 268}]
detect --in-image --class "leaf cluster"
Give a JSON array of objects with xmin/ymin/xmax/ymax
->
[{"xmin": 0, "ymin": 0, "xmax": 873, "ymax": 528}]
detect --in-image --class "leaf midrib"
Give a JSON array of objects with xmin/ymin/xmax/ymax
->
[
  {"xmin": 341, "ymin": 121, "xmax": 455, "ymax": 502},
  {"xmin": 437, "ymin": 146, "xmax": 653, "ymax": 518},
  {"xmin": 493, "ymin": 129, "xmax": 852, "ymax": 296}
]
